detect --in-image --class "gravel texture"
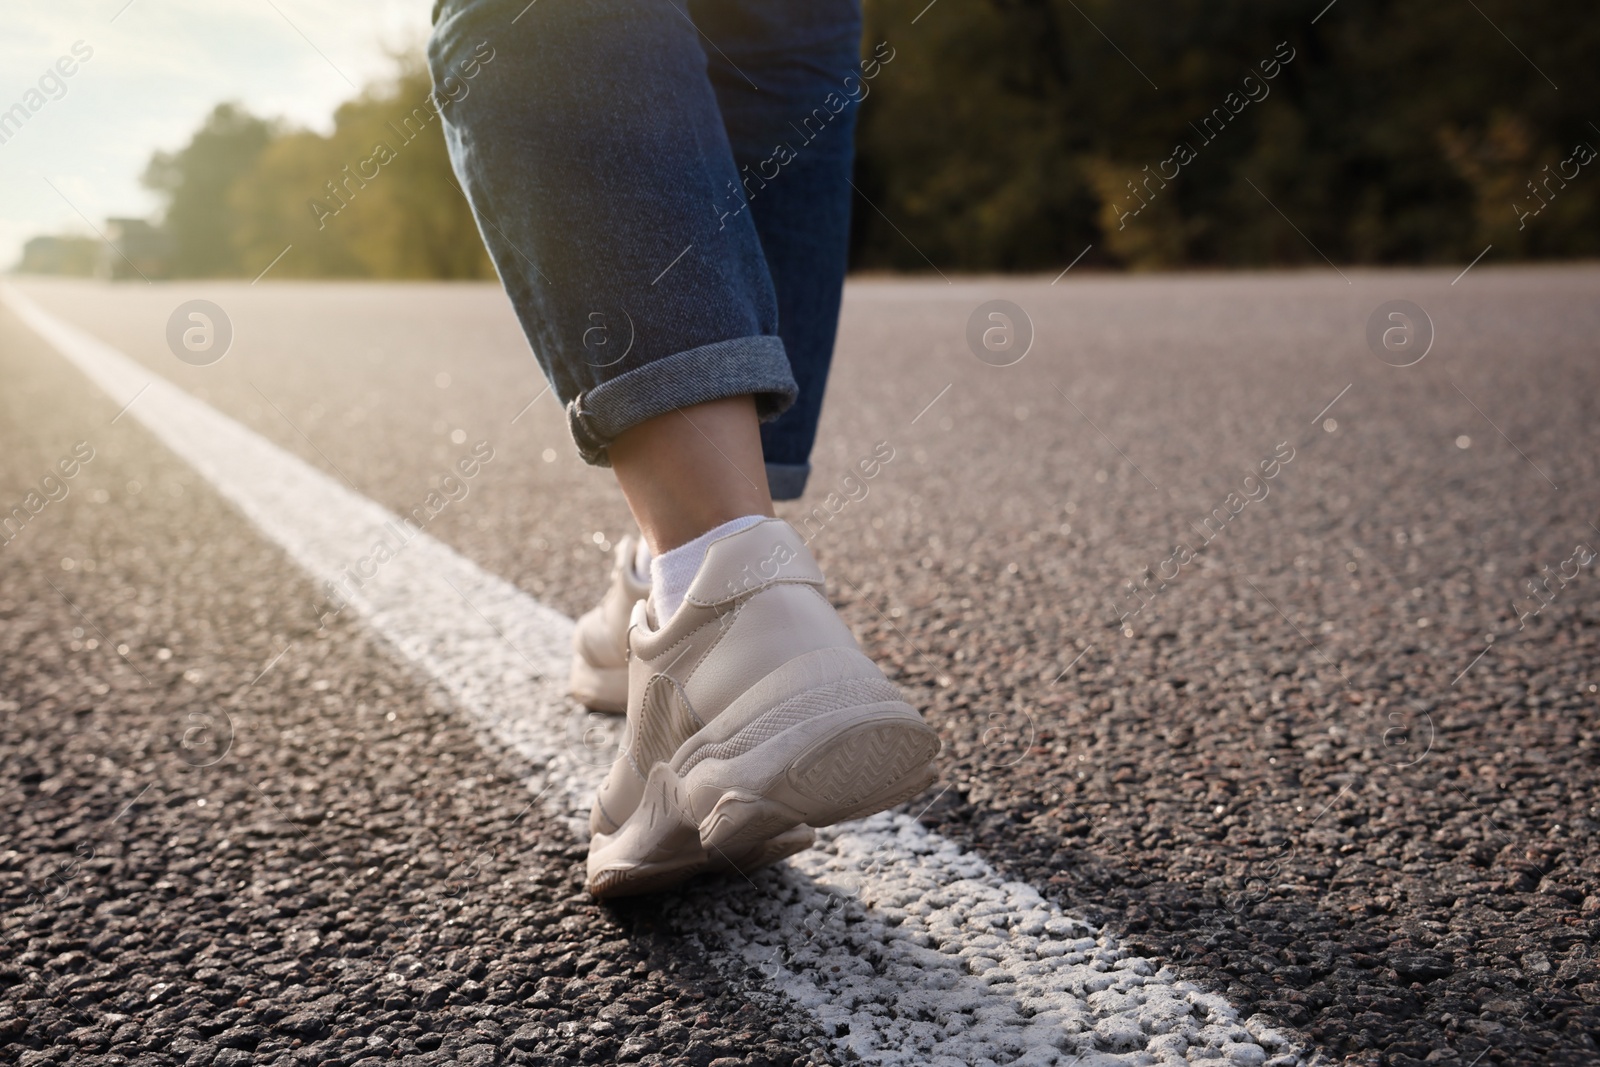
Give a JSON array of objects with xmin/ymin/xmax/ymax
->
[
  {"xmin": 4, "ymin": 283, "xmax": 1302, "ymax": 1066},
  {"xmin": 6, "ymin": 268, "xmax": 1600, "ymax": 1065},
  {"xmin": 0, "ymin": 304, "xmax": 831, "ymax": 1067}
]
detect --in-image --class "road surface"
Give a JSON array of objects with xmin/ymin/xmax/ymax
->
[{"xmin": 1, "ymin": 267, "xmax": 1597, "ymax": 1066}]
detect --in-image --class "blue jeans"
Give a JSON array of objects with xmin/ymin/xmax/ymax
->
[{"xmin": 428, "ymin": 0, "xmax": 864, "ymax": 500}]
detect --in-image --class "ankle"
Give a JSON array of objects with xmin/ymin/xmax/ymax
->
[{"xmin": 609, "ymin": 397, "xmax": 775, "ymax": 554}]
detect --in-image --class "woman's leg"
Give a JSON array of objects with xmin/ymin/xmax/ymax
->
[
  {"xmin": 429, "ymin": 0, "xmax": 797, "ymax": 496},
  {"xmin": 433, "ymin": 0, "xmax": 858, "ymax": 548},
  {"xmin": 691, "ymin": 0, "xmax": 865, "ymax": 501},
  {"xmin": 608, "ymin": 395, "xmax": 773, "ymax": 553},
  {"xmin": 432, "ymin": 0, "xmax": 936, "ymax": 898}
]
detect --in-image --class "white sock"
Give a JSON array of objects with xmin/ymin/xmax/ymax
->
[
  {"xmin": 649, "ymin": 515, "xmax": 766, "ymax": 623},
  {"xmin": 631, "ymin": 535, "xmax": 651, "ymax": 582}
]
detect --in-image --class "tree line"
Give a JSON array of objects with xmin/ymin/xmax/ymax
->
[
  {"xmin": 852, "ymin": 0, "xmax": 1597, "ymax": 271},
  {"xmin": 139, "ymin": 53, "xmax": 494, "ymax": 281},
  {"xmin": 20, "ymin": 0, "xmax": 1596, "ymax": 278}
]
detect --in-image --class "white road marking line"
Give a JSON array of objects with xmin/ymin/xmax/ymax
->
[{"xmin": 4, "ymin": 282, "xmax": 1308, "ymax": 1067}]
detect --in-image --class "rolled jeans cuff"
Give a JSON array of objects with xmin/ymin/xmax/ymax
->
[
  {"xmin": 764, "ymin": 462, "xmax": 810, "ymax": 501},
  {"xmin": 566, "ymin": 335, "xmax": 798, "ymax": 466}
]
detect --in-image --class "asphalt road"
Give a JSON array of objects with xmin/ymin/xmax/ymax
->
[{"xmin": 2, "ymin": 266, "xmax": 1598, "ymax": 1066}]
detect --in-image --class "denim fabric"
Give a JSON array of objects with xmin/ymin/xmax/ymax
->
[{"xmin": 429, "ymin": 0, "xmax": 862, "ymax": 499}]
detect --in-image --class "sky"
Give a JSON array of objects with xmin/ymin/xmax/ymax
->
[{"xmin": 0, "ymin": 0, "xmax": 434, "ymax": 268}]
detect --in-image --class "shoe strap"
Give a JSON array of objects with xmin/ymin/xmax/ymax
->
[{"xmin": 681, "ymin": 519, "xmax": 824, "ymax": 608}]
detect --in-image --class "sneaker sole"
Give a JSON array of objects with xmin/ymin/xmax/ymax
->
[
  {"xmin": 586, "ymin": 765, "xmax": 817, "ymax": 899},
  {"xmin": 586, "ymin": 702, "xmax": 938, "ymax": 899},
  {"xmin": 568, "ymin": 656, "xmax": 627, "ymax": 714}
]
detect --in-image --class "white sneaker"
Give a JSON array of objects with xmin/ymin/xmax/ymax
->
[
  {"xmin": 585, "ymin": 518, "xmax": 940, "ymax": 898},
  {"xmin": 568, "ymin": 536, "xmax": 649, "ymax": 713}
]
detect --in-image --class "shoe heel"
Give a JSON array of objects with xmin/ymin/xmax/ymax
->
[
  {"xmin": 585, "ymin": 763, "xmax": 703, "ymax": 898},
  {"xmin": 569, "ymin": 656, "xmax": 627, "ymax": 713},
  {"xmin": 703, "ymin": 821, "xmax": 816, "ymax": 873},
  {"xmin": 699, "ymin": 789, "xmax": 809, "ymax": 855},
  {"xmin": 784, "ymin": 710, "xmax": 941, "ymax": 826}
]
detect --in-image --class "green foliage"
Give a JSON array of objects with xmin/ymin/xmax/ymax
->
[
  {"xmin": 17, "ymin": 235, "xmax": 99, "ymax": 276},
  {"xmin": 143, "ymin": 57, "xmax": 492, "ymax": 280},
  {"xmin": 852, "ymin": 0, "xmax": 1600, "ymax": 271},
  {"xmin": 142, "ymin": 103, "xmax": 276, "ymax": 277},
  {"xmin": 230, "ymin": 56, "xmax": 493, "ymax": 280},
  {"xmin": 124, "ymin": 4, "xmax": 1600, "ymax": 278}
]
